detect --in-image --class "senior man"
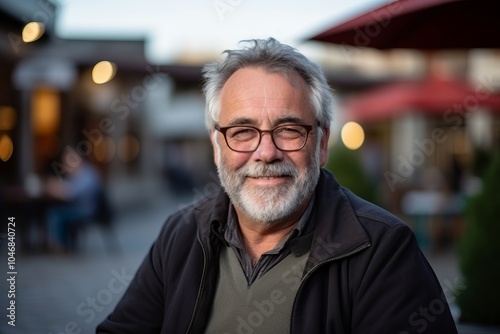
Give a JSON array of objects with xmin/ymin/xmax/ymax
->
[{"xmin": 97, "ymin": 38, "xmax": 457, "ymax": 333}]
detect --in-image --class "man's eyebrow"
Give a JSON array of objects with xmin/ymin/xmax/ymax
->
[
  {"xmin": 273, "ymin": 116, "xmax": 306, "ymax": 126},
  {"xmin": 227, "ymin": 117, "xmax": 257, "ymax": 126},
  {"xmin": 225, "ymin": 115, "xmax": 308, "ymax": 127}
]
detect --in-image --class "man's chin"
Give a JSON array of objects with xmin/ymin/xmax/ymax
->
[
  {"xmin": 238, "ymin": 189, "xmax": 298, "ymax": 222},
  {"xmin": 242, "ymin": 183, "xmax": 291, "ymax": 200}
]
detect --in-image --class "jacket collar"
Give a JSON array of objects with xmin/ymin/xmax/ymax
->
[
  {"xmin": 197, "ymin": 189, "xmax": 230, "ymax": 247},
  {"xmin": 305, "ymin": 169, "xmax": 371, "ymax": 271}
]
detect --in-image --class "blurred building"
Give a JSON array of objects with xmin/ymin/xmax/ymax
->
[
  {"xmin": 0, "ymin": 0, "xmax": 216, "ymax": 209},
  {"xmin": 0, "ymin": 0, "xmax": 395, "ymax": 210},
  {"xmin": 330, "ymin": 47, "xmax": 500, "ymax": 202},
  {"xmin": 316, "ymin": 43, "xmax": 500, "ymax": 251},
  {"xmin": 3, "ymin": 0, "xmax": 499, "ymax": 225}
]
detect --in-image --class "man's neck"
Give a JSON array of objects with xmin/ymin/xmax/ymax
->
[
  {"xmin": 234, "ymin": 200, "xmax": 310, "ymax": 264},
  {"xmin": 238, "ymin": 220, "xmax": 297, "ymax": 264}
]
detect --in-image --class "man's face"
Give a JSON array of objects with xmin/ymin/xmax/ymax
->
[{"xmin": 212, "ymin": 67, "xmax": 329, "ymax": 225}]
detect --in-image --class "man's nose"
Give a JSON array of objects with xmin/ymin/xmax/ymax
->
[{"xmin": 252, "ymin": 132, "xmax": 284, "ymax": 163}]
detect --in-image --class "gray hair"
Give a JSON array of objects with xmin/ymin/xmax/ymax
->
[{"xmin": 202, "ymin": 38, "xmax": 333, "ymax": 130}]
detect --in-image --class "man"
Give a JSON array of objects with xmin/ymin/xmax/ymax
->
[{"xmin": 97, "ymin": 38, "xmax": 457, "ymax": 333}]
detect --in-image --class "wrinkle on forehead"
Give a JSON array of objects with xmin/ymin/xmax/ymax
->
[{"xmin": 260, "ymin": 84, "xmax": 268, "ymax": 122}]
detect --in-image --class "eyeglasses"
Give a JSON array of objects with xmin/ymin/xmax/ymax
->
[{"xmin": 214, "ymin": 123, "xmax": 316, "ymax": 152}]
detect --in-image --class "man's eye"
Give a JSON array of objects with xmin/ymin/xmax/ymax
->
[
  {"xmin": 231, "ymin": 128, "xmax": 256, "ymax": 139},
  {"xmin": 275, "ymin": 127, "xmax": 302, "ymax": 138}
]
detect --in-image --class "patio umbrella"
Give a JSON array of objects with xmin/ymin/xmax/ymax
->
[
  {"xmin": 310, "ymin": 0, "xmax": 500, "ymax": 121},
  {"xmin": 343, "ymin": 76, "xmax": 500, "ymax": 122},
  {"xmin": 310, "ymin": 0, "xmax": 499, "ymax": 50}
]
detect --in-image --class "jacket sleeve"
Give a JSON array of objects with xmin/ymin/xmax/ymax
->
[
  {"xmin": 350, "ymin": 224, "xmax": 458, "ymax": 334},
  {"xmin": 96, "ymin": 240, "xmax": 165, "ymax": 333}
]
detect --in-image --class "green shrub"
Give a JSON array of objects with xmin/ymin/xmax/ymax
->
[
  {"xmin": 325, "ymin": 143, "xmax": 376, "ymax": 204},
  {"xmin": 457, "ymin": 152, "xmax": 500, "ymax": 325}
]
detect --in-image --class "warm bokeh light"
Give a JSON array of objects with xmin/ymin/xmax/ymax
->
[
  {"xmin": 0, "ymin": 134, "xmax": 13, "ymax": 162},
  {"xmin": 32, "ymin": 88, "xmax": 60, "ymax": 135},
  {"xmin": 0, "ymin": 106, "xmax": 16, "ymax": 131},
  {"xmin": 93, "ymin": 136, "xmax": 116, "ymax": 163},
  {"xmin": 92, "ymin": 61, "xmax": 116, "ymax": 84},
  {"xmin": 118, "ymin": 135, "xmax": 140, "ymax": 163},
  {"xmin": 341, "ymin": 121, "xmax": 365, "ymax": 150},
  {"xmin": 22, "ymin": 22, "xmax": 45, "ymax": 43}
]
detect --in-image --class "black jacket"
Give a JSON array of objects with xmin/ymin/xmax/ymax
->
[{"xmin": 97, "ymin": 169, "xmax": 457, "ymax": 333}]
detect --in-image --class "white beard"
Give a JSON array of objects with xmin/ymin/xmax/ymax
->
[{"xmin": 216, "ymin": 138, "xmax": 321, "ymax": 226}]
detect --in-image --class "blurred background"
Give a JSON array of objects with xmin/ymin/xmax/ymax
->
[{"xmin": 0, "ymin": 0, "xmax": 499, "ymax": 333}]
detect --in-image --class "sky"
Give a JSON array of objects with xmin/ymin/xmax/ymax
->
[{"xmin": 55, "ymin": 0, "xmax": 387, "ymax": 64}]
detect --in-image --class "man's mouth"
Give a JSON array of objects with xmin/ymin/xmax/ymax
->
[
  {"xmin": 239, "ymin": 163, "xmax": 296, "ymax": 185},
  {"xmin": 246, "ymin": 175, "xmax": 292, "ymax": 185},
  {"xmin": 251, "ymin": 176, "xmax": 287, "ymax": 179}
]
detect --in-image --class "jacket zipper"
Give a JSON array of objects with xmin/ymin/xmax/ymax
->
[
  {"xmin": 288, "ymin": 242, "xmax": 371, "ymax": 333},
  {"xmin": 186, "ymin": 235, "xmax": 208, "ymax": 334}
]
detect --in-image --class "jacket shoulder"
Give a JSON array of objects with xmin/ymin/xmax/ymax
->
[
  {"xmin": 342, "ymin": 187, "xmax": 408, "ymax": 231},
  {"xmin": 156, "ymin": 190, "xmax": 227, "ymax": 247}
]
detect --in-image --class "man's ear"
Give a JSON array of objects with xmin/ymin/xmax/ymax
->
[{"xmin": 319, "ymin": 126, "xmax": 330, "ymax": 167}]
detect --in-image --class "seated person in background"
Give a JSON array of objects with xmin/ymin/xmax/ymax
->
[{"xmin": 44, "ymin": 148, "xmax": 103, "ymax": 251}]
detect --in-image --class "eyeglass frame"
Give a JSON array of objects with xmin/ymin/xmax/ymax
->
[{"xmin": 214, "ymin": 122, "xmax": 319, "ymax": 153}]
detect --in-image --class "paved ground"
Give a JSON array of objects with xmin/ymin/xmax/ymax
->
[
  {"xmin": 1, "ymin": 188, "xmax": 499, "ymax": 334},
  {"xmin": 0, "ymin": 187, "xmax": 182, "ymax": 334}
]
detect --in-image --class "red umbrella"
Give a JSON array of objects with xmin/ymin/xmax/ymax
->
[
  {"xmin": 310, "ymin": 0, "xmax": 499, "ymax": 50},
  {"xmin": 343, "ymin": 76, "xmax": 500, "ymax": 122},
  {"xmin": 310, "ymin": 0, "xmax": 500, "ymax": 121}
]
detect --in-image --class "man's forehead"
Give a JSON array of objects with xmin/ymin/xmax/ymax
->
[
  {"xmin": 222, "ymin": 67, "xmax": 307, "ymax": 92},
  {"xmin": 224, "ymin": 95, "xmax": 297, "ymax": 105},
  {"xmin": 218, "ymin": 67, "xmax": 314, "ymax": 124}
]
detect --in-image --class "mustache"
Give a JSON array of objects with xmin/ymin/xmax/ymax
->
[{"xmin": 238, "ymin": 162, "xmax": 298, "ymax": 178}]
